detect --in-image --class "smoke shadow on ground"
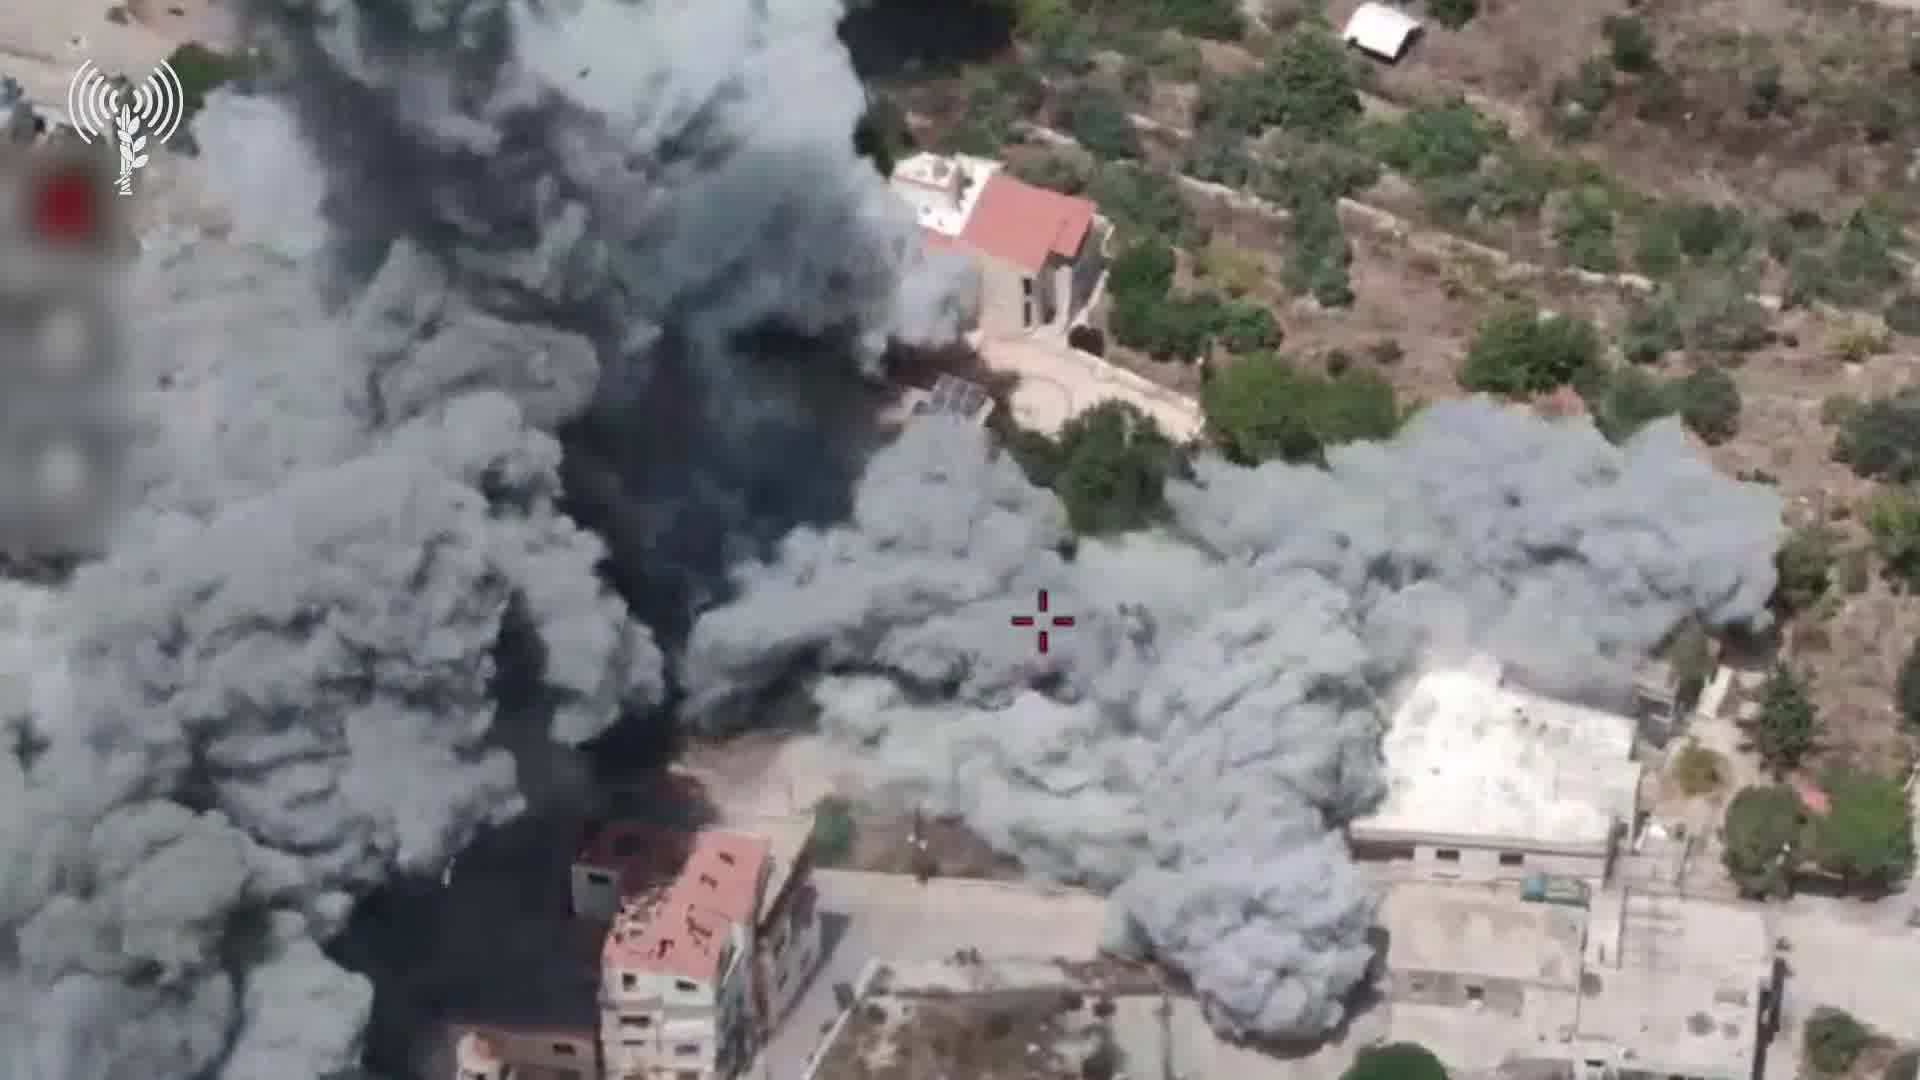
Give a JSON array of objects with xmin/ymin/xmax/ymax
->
[{"xmin": 838, "ymin": 0, "xmax": 1016, "ymax": 79}]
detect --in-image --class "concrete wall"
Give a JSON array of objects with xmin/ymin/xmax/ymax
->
[
  {"xmin": 1357, "ymin": 838, "xmax": 1609, "ymax": 887},
  {"xmin": 975, "ymin": 251, "xmax": 1029, "ymax": 336},
  {"xmin": 757, "ymin": 878, "xmax": 822, "ymax": 1030}
]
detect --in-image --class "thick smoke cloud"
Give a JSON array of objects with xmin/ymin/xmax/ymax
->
[
  {"xmin": 683, "ymin": 406, "xmax": 1783, "ymax": 1039},
  {"xmin": 1, "ymin": 0, "xmax": 972, "ymax": 1076}
]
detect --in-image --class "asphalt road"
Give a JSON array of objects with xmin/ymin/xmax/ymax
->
[{"xmin": 749, "ymin": 869, "xmax": 1108, "ymax": 1080}]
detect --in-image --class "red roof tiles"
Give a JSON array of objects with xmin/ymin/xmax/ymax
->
[
  {"xmin": 593, "ymin": 827, "xmax": 770, "ymax": 985},
  {"xmin": 957, "ymin": 173, "xmax": 1095, "ymax": 273}
]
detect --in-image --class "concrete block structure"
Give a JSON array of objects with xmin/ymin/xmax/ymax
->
[
  {"xmin": 890, "ymin": 151, "xmax": 1108, "ymax": 337},
  {"xmin": 451, "ymin": 813, "xmax": 822, "ymax": 1080},
  {"xmin": 1378, "ymin": 881, "xmax": 1780, "ymax": 1080},
  {"xmin": 1351, "ymin": 656, "xmax": 1643, "ymax": 888}
]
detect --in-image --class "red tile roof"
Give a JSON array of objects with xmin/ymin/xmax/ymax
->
[
  {"xmin": 596, "ymin": 827, "xmax": 770, "ymax": 985},
  {"xmin": 957, "ymin": 173, "xmax": 1095, "ymax": 273}
]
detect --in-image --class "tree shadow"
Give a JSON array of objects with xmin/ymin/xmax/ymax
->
[{"xmin": 839, "ymin": 0, "xmax": 1017, "ymax": 80}]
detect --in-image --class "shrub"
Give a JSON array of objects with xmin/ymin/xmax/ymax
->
[
  {"xmin": 1590, "ymin": 365, "xmax": 1675, "ymax": 443},
  {"xmin": 1086, "ymin": 163, "xmax": 1199, "ymax": 246},
  {"xmin": 1458, "ymin": 303, "xmax": 1602, "ymax": 396},
  {"xmin": 1602, "ymin": 14, "xmax": 1658, "ymax": 73},
  {"xmin": 810, "ymin": 796, "xmax": 858, "ymax": 867},
  {"xmin": 1548, "ymin": 57, "xmax": 1615, "ymax": 140},
  {"xmin": 1281, "ymin": 196, "xmax": 1354, "ymax": 307},
  {"xmin": 1052, "ymin": 401, "xmax": 1181, "ymax": 534},
  {"xmin": 1009, "ymin": 151, "xmax": 1090, "ymax": 194},
  {"xmin": 1369, "ymin": 98, "xmax": 1502, "ymax": 181},
  {"xmin": 1426, "ymin": 0, "xmax": 1479, "ymax": 29},
  {"xmin": 1058, "ymin": 83, "xmax": 1142, "ymax": 159},
  {"xmin": 1670, "ymin": 740, "xmax": 1727, "ymax": 796},
  {"xmin": 1867, "ymin": 486, "xmax": 1920, "ymax": 591},
  {"xmin": 1822, "ymin": 393, "xmax": 1862, "ymax": 428},
  {"xmin": 1774, "ymin": 525, "xmax": 1836, "ymax": 615},
  {"xmin": 1108, "ymin": 238, "xmax": 1177, "ymax": 300},
  {"xmin": 1746, "ymin": 64, "xmax": 1786, "ymax": 119},
  {"xmin": 1068, "ymin": 324, "xmax": 1106, "ymax": 356},
  {"xmin": 1722, "ymin": 784, "xmax": 1806, "ymax": 898},
  {"xmin": 1673, "ymin": 366, "xmax": 1741, "ymax": 444},
  {"xmin": 1343, "ymin": 1043, "xmax": 1448, "ymax": 1080},
  {"xmin": 1621, "ymin": 299, "xmax": 1683, "ymax": 363},
  {"xmin": 1555, "ymin": 186, "xmax": 1620, "ymax": 272},
  {"xmin": 1183, "ymin": 125, "xmax": 1256, "ymax": 186},
  {"xmin": 1217, "ymin": 302, "xmax": 1281, "ymax": 353},
  {"xmin": 1805, "ymin": 1008, "xmax": 1872, "ymax": 1075},
  {"xmin": 1886, "ymin": 293, "xmax": 1920, "ymax": 336},
  {"xmin": 1835, "ymin": 390, "xmax": 1920, "ymax": 483},
  {"xmin": 1839, "ymin": 546, "xmax": 1870, "ymax": 594},
  {"xmin": 1203, "ymin": 353, "xmax": 1400, "ymax": 464},
  {"xmin": 1746, "ymin": 665, "xmax": 1819, "ymax": 777}
]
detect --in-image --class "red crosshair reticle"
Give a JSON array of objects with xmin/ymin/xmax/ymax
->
[{"xmin": 1010, "ymin": 590, "xmax": 1076, "ymax": 654}]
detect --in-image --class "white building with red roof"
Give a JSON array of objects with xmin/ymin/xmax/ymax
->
[
  {"xmin": 449, "ymin": 813, "xmax": 822, "ymax": 1080},
  {"xmin": 890, "ymin": 151, "xmax": 1109, "ymax": 337}
]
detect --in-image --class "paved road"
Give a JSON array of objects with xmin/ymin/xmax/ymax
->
[{"xmin": 749, "ymin": 870, "xmax": 1108, "ymax": 1080}]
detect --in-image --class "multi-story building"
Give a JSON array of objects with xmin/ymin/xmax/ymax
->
[
  {"xmin": 451, "ymin": 812, "xmax": 822, "ymax": 1080},
  {"xmin": 890, "ymin": 151, "xmax": 1109, "ymax": 337}
]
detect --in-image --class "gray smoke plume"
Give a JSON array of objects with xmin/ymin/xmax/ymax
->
[
  {"xmin": 0, "ymin": 0, "xmax": 977, "ymax": 1075},
  {"xmin": 683, "ymin": 406, "xmax": 1783, "ymax": 1039}
]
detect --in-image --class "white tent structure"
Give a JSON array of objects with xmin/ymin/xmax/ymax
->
[{"xmin": 1343, "ymin": 2, "xmax": 1424, "ymax": 62}]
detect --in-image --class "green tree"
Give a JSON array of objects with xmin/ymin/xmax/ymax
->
[
  {"xmin": 1602, "ymin": 14, "xmax": 1658, "ymax": 73},
  {"xmin": 810, "ymin": 795, "xmax": 858, "ymax": 867},
  {"xmin": 1086, "ymin": 163, "xmax": 1199, "ymax": 245},
  {"xmin": 1810, "ymin": 767, "xmax": 1917, "ymax": 892},
  {"xmin": 1217, "ymin": 301, "xmax": 1281, "ymax": 353},
  {"xmin": 1049, "ymin": 401, "xmax": 1180, "ymax": 534},
  {"xmin": 1108, "ymin": 238, "xmax": 1177, "ymax": 300},
  {"xmin": 1867, "ymin": 486, "xmax": 1920, "ymax": 591},
  {"xmin": 1674, "ymin": 366, "xmax": 1741, "ymax": 444},
  {"xmin": 1282, "ymin": 196, "xmax": 1355, "ymax": 307},
  {"xmin": 1261, "ymin": 22, "xmax": 1364, "ymax": 138},
  {"xmin": 1836, "ymin": 390, "xmax": 1920, "ymax": 483},
  {"xmin": 1773, "ymin": 524, "xmax": 1836, "ymax": 616},
  {"xmin": 169, "ymin": 43, "xmax": 253, "ymax": 124},
  {"xmin": 1621, "ymin": 299, "xmax": 1683, "ymax": 364},
  {"xmin": 1745, "ymin": 665, "xmax": 1818, "ymax": 777},
  {"xmin": 1342, "ymin": 1042, "xmax": 1448, "ymax": 1080},
  {"xmin": 1203, "ymin": 353, "xmax": 1400, "ymax": 464},
  {"xmin": 1458, "ymin": 303, "xmax": 1602, "ymax": 396},
  {"xmin": 1058, "ymin": 83, "xmax": 1142, "ymax": 159},
  {"xmin": 1721, "ymin": 784, "xmax": 1806, "ymax": 898},
  {"xmin": 1369, "ymin": 98, "xmax": 1502, "ymax": 181},
  {"xmin": 1555, "ymin": 185, "xmax": 1620, "ymax": 272},
  {"xmin": 1805, "ymin": 1008, "xmax": 1872, "ymax": 1075},
  {"xmin": 1588, "ymin": 365, "xmax": 1675, "ymax": 443}
]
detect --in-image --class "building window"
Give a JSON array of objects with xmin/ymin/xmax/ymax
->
[
  {"xmin": 1465, "ymin": 985, "xmax": 1484, "ymax": 1002},
  {"xmin": 585, "ymin": 869, "xmax": 611, "ymax": 886},
  {"xmin": 1434, "ymin": 849, "xmax": 1461, "ymax": 862},
  {"xmin": 622, "ymin": 973, "xmax": 637, "ymax": 990},
  {"xmin": 552, "ymin": 1042, "xmax": 576, "ymax": 1055},
  {"xmin": 674, "ymin": 979, "xmax": 698, "ymax": 993},
  {"xmin": 621, "ymin": 1016, "xmax": 652, "ymax": 1030},
  {"xmin": 1498, "ymin": 852, "xmax": 1525, "ymax": 867},
  {"xmin": 1022, "ymin": 277, "xmax": 1034, "ymax": 297},
  {"xmin": 675, "ymin": 1043, "xmax": 702, "ymax": 1057}
]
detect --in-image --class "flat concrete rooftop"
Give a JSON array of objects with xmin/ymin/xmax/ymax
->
[
  {"xmin": 1381, "ymin": 880, "xmax": 1585, "ymax": 988},
  {"xmin": 1356, "ymin": 665, "xmax": 1641, "ymax": 849}
]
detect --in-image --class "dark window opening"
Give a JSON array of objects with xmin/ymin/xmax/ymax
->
[
  {"xmin": 1499, "ymin": 852, "xmax": 1525, "ymax": 867},
  {"xmin": 1435, "ymin": 849, "xmax": 1462, "ymax": 862},
  {"xmin": 1466, "ymin": 985, "xmax": 1485, "ymax": 1002}
]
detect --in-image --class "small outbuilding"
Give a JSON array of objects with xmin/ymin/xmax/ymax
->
[{"xmin": 1343, "ymin": 2, "xmax": 1424, "ymax": 62}]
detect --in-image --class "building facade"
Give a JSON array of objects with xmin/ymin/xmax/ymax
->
[
  {"xmin": 890, "ymin": 151, "xmax": 1109, "ymax": 337},
  {"xmin": 453, "ymin": 814, "xmax": 823, "ymax": 1080}
]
